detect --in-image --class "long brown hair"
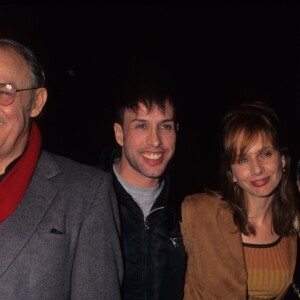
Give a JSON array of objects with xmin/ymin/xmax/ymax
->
[{"xmin": 219, "ymin": 101, "xmax": 298, "ymax": 236}]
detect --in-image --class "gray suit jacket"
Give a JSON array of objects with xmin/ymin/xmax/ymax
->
[{"xmin": 0, "ymin": 151, "xmax": 123, "ymax": 300}]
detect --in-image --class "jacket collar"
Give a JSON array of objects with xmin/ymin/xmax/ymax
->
[{"xmin": 0, "ymin": 151, "xmax": 59, "ymax": 279}]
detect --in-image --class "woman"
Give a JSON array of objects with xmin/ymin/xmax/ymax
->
[{"xmin": 181, "ymin": 101, "xmax": 299, "ymax": 299}]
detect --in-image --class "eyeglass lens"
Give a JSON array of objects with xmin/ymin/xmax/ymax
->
[{"xmin": 0, "ymin": 84, "xmax": 15, "ymax": 106}]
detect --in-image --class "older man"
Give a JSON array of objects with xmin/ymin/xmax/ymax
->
[{"xmin": 0, "ymin": 38, "xmax": 123, "ymax": 299}]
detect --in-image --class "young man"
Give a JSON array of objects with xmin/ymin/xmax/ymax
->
[
  {"xmin": 0, "ymin": 38, "xmax": 123, "ymax": 299},
  {"xmin": 100, "ymin": 80, "xmax": 187, "ymax": 299}
]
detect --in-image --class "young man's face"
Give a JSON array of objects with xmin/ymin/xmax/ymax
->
[{"xmin": 114, "ymin": 101, "xmax": 176, "ymax": 188}]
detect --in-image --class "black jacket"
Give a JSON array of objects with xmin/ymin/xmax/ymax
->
[{"xmin": 99, "ymin": 148, "xmax": 187, "ymax": 300}]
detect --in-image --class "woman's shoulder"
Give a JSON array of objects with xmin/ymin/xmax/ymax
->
[
  {"xmin": 182, "ymin": 191, "xmax": 223, "ymax": 211},
  {"xmin": 181, "ymin": 191, "xmax": 232, "ymax": 228}
]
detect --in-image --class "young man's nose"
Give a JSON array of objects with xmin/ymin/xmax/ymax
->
[{"xmin": 147, "ymin": 128, "xmax": 161, "ymax": 147}]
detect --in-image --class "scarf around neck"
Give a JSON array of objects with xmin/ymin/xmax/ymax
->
[{"xmin": 0, "ymin": 121, "xmax": 41, "ymax": 223}]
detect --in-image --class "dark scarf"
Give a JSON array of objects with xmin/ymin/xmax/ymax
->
[{"xmin": 0, "ymin": 121, "xmax": 41, "ymax": 222}]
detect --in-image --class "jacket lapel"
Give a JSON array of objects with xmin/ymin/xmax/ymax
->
[
  {"xmin": 217, "ymin": 205, "xmax": 246, "ymax": 270},
  {"xmin": 0, "ymin": 154, "xmax": 58, "ymax": 278}
]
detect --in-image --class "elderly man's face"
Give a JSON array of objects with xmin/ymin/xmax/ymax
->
[{"xmin": 0, "ymin": 48, "xmax": 46, "ymax": 172}]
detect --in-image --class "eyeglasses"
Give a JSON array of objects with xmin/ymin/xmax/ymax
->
[{"xmin": 0, "ymin": 83, "xmax": 39, "ymax": 106}]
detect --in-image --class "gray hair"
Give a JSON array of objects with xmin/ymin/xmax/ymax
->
[{"xmin": 0, "ymin": 38, "xmax": 45, "ymax": 87}]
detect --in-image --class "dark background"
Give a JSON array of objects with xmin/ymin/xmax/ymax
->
[{"xmin": 1, "ymin": 4, "xmax": 300, "ymax": 195}]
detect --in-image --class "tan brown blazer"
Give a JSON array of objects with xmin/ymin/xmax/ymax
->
[{"xmin": 180, "ymin": 193, "xmax": 298, "ymax": 300}]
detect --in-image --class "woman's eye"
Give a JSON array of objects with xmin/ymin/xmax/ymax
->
[
  {"xmin": 262, "ymin": 151, "xmax": 272, "ymax": 158},
  {"xmin": 237, "ymin": 157, "xmax": 248, "ymax": 164}
]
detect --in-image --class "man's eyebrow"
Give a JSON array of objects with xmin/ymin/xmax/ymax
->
[
  {"xmin": 161, "ymin": 119, "xmax": 175, "ymax": 122},
  {"xmin": 130, "ymin": 118, "xmax": 147, "ymax": 123}
]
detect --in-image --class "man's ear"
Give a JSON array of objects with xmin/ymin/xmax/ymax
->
[
  {"xmin": 114, "ymin": 123, "xmax": 124, "ymax": 146},
  {"xmin": 30, "ymin": 88, "xmax": 47, "ymax": 118}
]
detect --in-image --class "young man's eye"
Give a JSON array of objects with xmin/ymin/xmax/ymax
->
[
  {"xmin": 135, "ymin": 124, "xmax": 146, "ymax": 129},
  {"xmin": 160, "ymin": 123, "xmax": 173, "ymax": 130}
]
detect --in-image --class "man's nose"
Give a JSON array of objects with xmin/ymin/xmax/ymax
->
[{"xmin": 147, "ymin": 127, "xmax": 161, "ymax": 147}]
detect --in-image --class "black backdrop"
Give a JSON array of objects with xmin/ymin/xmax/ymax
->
[{"xmin": 1, "ymin": 4, "xmax": 300, "ymax": 195}]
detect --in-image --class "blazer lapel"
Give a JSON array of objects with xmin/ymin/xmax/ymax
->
[
  {"xmin": 0, "ymin": 169, "xmax": 58, "ymax": 278},
  {"xmin": 217, "ymin": 205, "xmax": 246, "ymax": 270}
]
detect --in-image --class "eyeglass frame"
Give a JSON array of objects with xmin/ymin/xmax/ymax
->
[{"xmin": 0, "ymin": 82, "xmax": 40, "ymax": 106}]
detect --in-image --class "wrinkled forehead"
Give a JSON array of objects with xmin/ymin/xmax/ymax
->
[{"xmin": 0, "ymin": 48, "xmax": 29, "ymax": 84}]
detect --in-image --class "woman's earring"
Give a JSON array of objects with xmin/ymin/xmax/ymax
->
[
  {"xmin": 234, "ymin": 181, "xmax": 239, "ymax": 193},
  {"xmin": 282, "ymin": 167, "xmax": 286, "ymax": 174}
]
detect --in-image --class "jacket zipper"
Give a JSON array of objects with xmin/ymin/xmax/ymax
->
[
  {"xmin": 169, "ymin": 237, "xmax": 180, "ymax": 248},
  {"xmin": 144, "ymin": 217, "xmax": 149, "ymax": 230},
  {"xmin": 145, "ymin": 208, "xmax": 180, "ymax": 248},
  {"xmin": 144, "ymin": 207, "xmax": 164, "ymax": 230},
  {"xmin": 143, "ymin": 206, "xmax": 164, "ymax": 299}
]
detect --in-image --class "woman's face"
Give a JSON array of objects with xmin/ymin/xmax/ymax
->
[{"xmin": 231, "ymin": 133, "xmax": 285, "ymax": 201}]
